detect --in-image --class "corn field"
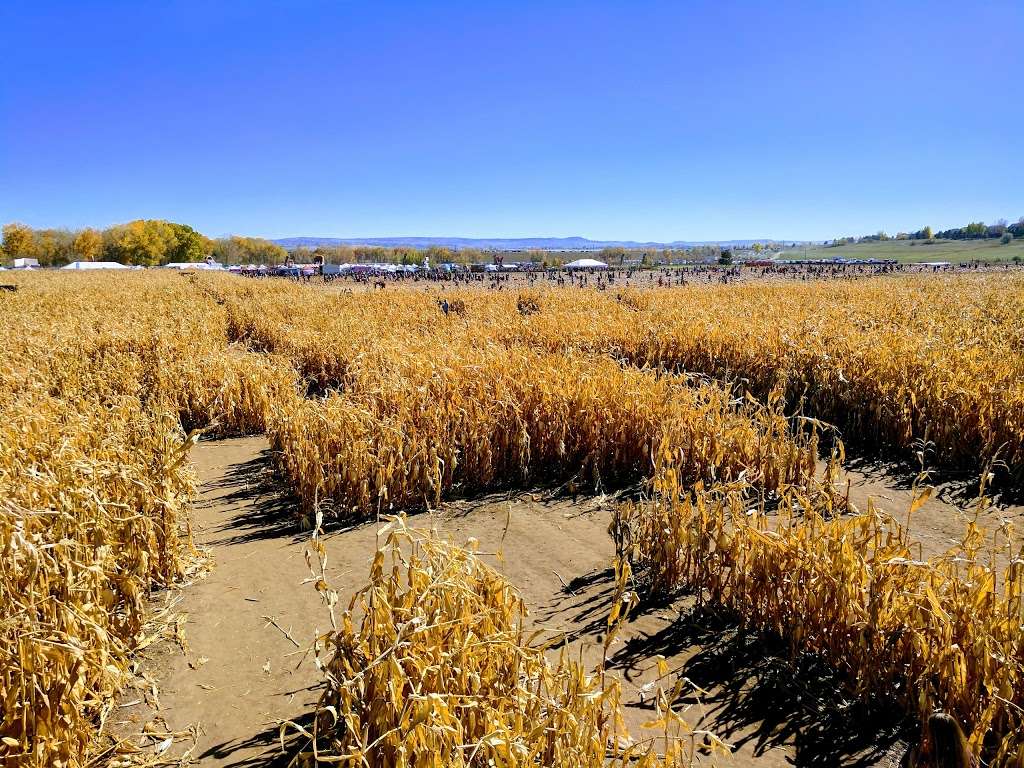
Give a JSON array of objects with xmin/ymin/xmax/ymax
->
[
  {"xmin": 614, "ymin": 449, "xmax": 1024, "ymax": 767},
  {"xmin": 289, "ymin": 516, "xmax": 728, "ymax": 767},
  {"xmin": 1, "ymin": 271, "xmax": 1021, "ymax": 766},
  {"xmin": 0, "ymin": 274, "xmax": 290, "ymax": 767}
]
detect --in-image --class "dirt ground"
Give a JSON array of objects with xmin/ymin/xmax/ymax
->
[{"xmin": 113, "ymin": 436, "xmax": 1024, "ymax": 767}]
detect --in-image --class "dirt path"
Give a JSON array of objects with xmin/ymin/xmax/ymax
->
[
  {"xmin": 839, "ymin": 460, "xmax": 1023, "ymax": 560},
  {"xmin": 145, "ymin": 437, "xmax": 343, "ymax": 765},
  {"xmin": 130, "ymin": 437, "xmax": 1022, "ymax": 767},
  {"xmin": 137, "ymin": 437, "xmax": 631, "ymax": 767}
]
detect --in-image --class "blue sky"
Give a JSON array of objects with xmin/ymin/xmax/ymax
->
[{"xmin": 1, "ymin": 1, "xmax": 1021, "ymax": 242}]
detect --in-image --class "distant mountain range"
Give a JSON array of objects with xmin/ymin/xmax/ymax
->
[{"xmin": 273, "ymin": 236, "xmax": 793, "ymax": 252}]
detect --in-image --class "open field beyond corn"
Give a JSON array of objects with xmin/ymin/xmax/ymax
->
[{"xmin": 1, "ymin": 271, "xmax": 1023, "ymax": 768}]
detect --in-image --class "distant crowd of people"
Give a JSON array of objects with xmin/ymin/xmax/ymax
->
[{"xmin": 238, "ymin": 257, "xmax": 1021, "ymax": 290}]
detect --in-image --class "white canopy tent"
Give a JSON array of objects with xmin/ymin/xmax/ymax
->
[
  {"xmin": 61, "ymin": 261, "xmax": 130, "ymax": 270},
  {"xmin": 164, "ymin": 262, "xmax": 224, "ymax": 270},
  {"xmin": 564, "ymin": 258, "xmax": 608, "ymax": 270},
  {"xmin": 165, "ymin": 263, "xmax": 192, "ymax": 270}
]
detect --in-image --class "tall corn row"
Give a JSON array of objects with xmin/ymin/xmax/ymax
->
[
  {"xmin": 615, "ymin": 458, "xmax": 1024, "ymax": 766},
  {"xmin": 232, "ymin": 276, "xmax": 1024, "ymax": 480},
  {"xmin": 485, "ymin": 278, "xmax": 1024, "ymax": 476},
  {"xmin": 0, "ymin": 273, "xmax": 296, "ymax": 766},
  {"xmin": 269, "ymin": 346, "xmax": 820, "ymax": 518}
]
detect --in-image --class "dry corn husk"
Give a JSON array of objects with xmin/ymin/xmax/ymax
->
[{"xmin": 289, "ymin": 517, "xmax": 728, "ymax": 767}]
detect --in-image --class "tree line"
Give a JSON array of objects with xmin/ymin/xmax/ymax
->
[
  {"xmin": 0, "ymin": 220, "xmax": 288, "ymax": 266},
  {"xmin": 0, "ymin": 224, "xmax": 509, "ymax": 267},
  {"xmin": 932, "ymin": 219, "xmax": 1022, "ymax": 242},
  {"xmin": 833, "ymin": 218, "xmax": 1023, "ymax": 246},
  {"xmin": 1, "ymin": 219, "xmax": 764, "ymax": 269}
]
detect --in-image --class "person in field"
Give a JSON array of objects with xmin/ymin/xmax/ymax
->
[{"xmin": 895, "ymin": 713, "xmax": 975, "ymax": 768}]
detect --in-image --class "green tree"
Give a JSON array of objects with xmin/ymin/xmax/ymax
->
[
  {"xmin": 210, "ymin": 237, "xmax": 244, "ymax": 264},
  {"xmin": 166, "ymin": 223, "xmax": 211, "ymax": 262},
  {"xmin": 964, "ymin": 221, "xmax": 987, "ymax": 238},
  {"xmin": 104, "ymin": 220, "xmax": 177, "ymax": 265},
  {"xmin": 211, "ymin": 236, "xmax": 287, "ymax": 265},
  {"xmin": 718, "ymin": 248, "xmax": 734, "ymax": 266}
]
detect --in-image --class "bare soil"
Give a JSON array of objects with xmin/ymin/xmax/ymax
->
[{"xmin": 117, "ymin": 436, "xmax": 1024, "ymax": 767}]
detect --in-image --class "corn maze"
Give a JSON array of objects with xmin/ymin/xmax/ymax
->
[{"xmin": 1, "ymin": 271, "xmax": 1022, "ymax": 767}]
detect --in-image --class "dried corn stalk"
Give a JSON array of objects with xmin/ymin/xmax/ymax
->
[
  {"xmin": 290, "ymin": 517, "xmax": 728, "ymax": 767},
  {"xmin": 615, "ymin": 456, "xmax": 1024, "ymax": 767}
]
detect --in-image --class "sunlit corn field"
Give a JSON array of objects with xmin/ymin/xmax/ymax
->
[
  {"xmin": 1, "ymin": 271, "xmax": 1022, "ymax": 767},
  {"xmin": 291, "ymin": 516, "xmax": 729, "ymax": 767}
]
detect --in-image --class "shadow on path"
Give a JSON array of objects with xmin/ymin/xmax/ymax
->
[
  {"xmin": 612, "ymin": 604, "xmax": 913, "ymax": 768},
  {"xmin": 195, "ymin": 446, "xmax": 306, "ymax": 546},
  {"xmin": 198, "ymin": 712, "xmax": 316, "ymax": 768},
  {"xmin": 535, "ymin": 562, "xmax": 912, "ymax": 768}
]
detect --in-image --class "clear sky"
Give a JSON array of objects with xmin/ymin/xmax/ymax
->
[{"xmin": 2, "ymin": 1, "xmax": 1021, "ymax": 242}]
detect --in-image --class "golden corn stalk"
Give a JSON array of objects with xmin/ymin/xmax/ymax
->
[
  {"xmin": 615, "ymin": 449, "xmax": 1024, "ymax": 768},
  {"xmin": 0, "ymin": 273, "xmax": 297, "ymax": 767},
  {"xmin": 289, "ymin": 516, "xmax": 728, "ymax": 767},
  {"xmin": 269, "ymin": 350, "xmax": 821, "ymax": 519},
  {"xmin": 1, "ymin": 270, "xmax": 1022, "ymax": 766}
]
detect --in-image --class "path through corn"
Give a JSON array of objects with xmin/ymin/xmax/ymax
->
[{"xmin": 121, "ymin": 436, "xmax": 1020, "ymax": 768}]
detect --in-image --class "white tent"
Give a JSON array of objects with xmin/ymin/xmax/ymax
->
[
  {"xmin": 164, "ymin": 262, "xmax": 224, "ymax": 270},
  {"xmin": 564, "ymin": 258, "xmax": 608, "ymax": 270},
  {"xmin": 61, "ymin": 261, "xmax": 130, "ymax": 270}
]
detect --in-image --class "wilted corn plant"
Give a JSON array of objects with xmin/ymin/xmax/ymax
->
[
  {"xmin": 268, "ymin": 342, "xmax": 823, "ymax": 520},
  {"xmin": 288, "ymin": 516, "xmax": 729, "ymax": 767},
  {"xmin": 0, "ymin": 271, "xmax": 298, "ymax": 767},
  {"xmin": 0, "ymin": 394, "xmax": 198, "ymax": 767},
  {"xmin": 615, "ymin": 445, "xmax": 1024, "ymax": 767},
  {"xmin": 3, "ymin": 268, "xmax": 1023, "ymax": 767},
  {"xmin": 485, "ymin": 276, "xmax": 1024, "ymax": 479},
  {"xmin": 236, "ymin": 275, "xmax": 1024, "ymax": 481}
]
